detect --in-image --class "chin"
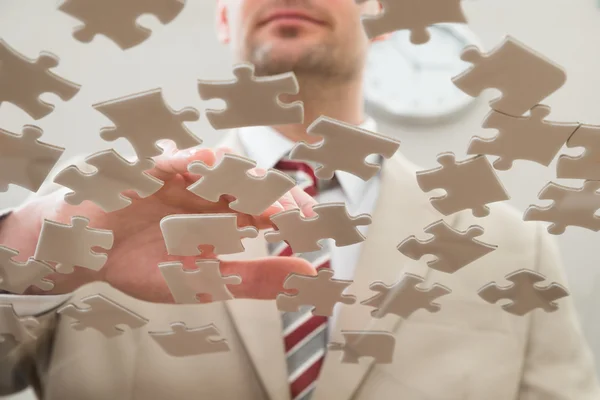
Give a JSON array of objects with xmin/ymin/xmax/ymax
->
[
  {"xmin": 269, "ymin": 45, "xmax": 310, "ymax": 62},
  {"xmin": 248, "ymin": 41, "xmax": 315, "ymax": 74}
]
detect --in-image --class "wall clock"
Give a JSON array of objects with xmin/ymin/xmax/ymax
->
[{"xmin": 364, "ymin": 24, "xmax": 482, "ymax": 123}]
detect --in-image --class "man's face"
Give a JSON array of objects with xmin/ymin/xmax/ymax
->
[{"xmin": 217, "ymin": 0, "xmax": 377, "ymax": 80}]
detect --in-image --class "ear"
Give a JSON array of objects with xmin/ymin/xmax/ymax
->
[
  {"xmin": 216, "ymin": 0, "xmax": 231, "ymax": 44},
  {"xmin": 371, "ymin": 33, "xmax": 392, "ymax": 42}
]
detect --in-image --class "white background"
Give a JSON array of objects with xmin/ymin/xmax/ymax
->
[{"xmin": 1, "ymin": 0, "xmax": 599, "ymax": 398}]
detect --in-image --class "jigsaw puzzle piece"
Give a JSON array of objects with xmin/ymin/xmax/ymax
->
[
  {"xmin": 187, "ymin": 153, "xmax": 295, "ymax": 215},
  {"xmin": 397, "ymin": 220, "xmax": 497, "ymax": 274},
  {"xmin": 265, "ymin": 202, "xmax": 372, "ymax": 253},
  {"xmin": 478, "ymin": 269, "xmax": 569, "ymax": 316},
  {"xmin": 452, "ymin": 36, "xmax": 566, "ymax": 116},
  {"xmin": 58, "ymin": 294, "xmax": 148, "ymax": 337},
  {"xmin": 557, "ymin": 124, "xmax": 600, "ymax": 180},
  {"xmin": 0, "ymin": 39, "xmax": 80, "ymax": 119},
  {"xmin": 328, "ymin": 330, "xmax": 395, "ymax": 364},
  {"xmin": 0, "ymin": 125, "xmax": 65, "ymax": 193},
  {"xmin": 59, "ymin": 0, "xmax": 185, "ymax": 49},
  {"xmin": 54, "ymin": 149, "xmax": 164, "ymax": 212},
  {"xmin": 0, "ymin": 246, "xmax": 54, "ymax": 294},
  {"xmin": 288, "ymin": 116, "xmax": 401, "ymax": 180},
  {"xmin": 149, "ymin": 322, "xmax": 230, "ymax": 357},
  {"xmin": 358, "ymin": 0, "xmax": 466, "ymax": 44},
  {"xmin": 0, "ymin": 304, "xmax": 39, "ymax": 343},
  {"xmin": 524, "ymin": 181, "xmax": 600, "ymax": 235},
  {"xmin": 34, "ymin": 216, "xmax": 114, "ymax": 274},
  {"xmin": 160, "ymin": 214, "xmax": 258, "ymax": 256},
  {"xmin": 94, "ymin": 88, "xmax": 201, "ymax": 159},
  {"xmin": 159, "ymin": 259, "xmax": 241, "ymax": 304},
  {"xmin": 198, "ymin": 63, "xmax": 303, "ymax": 130},
  {"xmin": 361, "ymin": 273, "xmax": 451, "ymax": 319},
  {"xmin": 417, "ymin": 153, "xmax": 510, "ymax": 217},
  {"xmin": 468, "ymin": 105, "xmax": 579, "ymax": 170},
  {"xmin": 277, "ymin": 268, "xmax": 356, "ymax": 316}
]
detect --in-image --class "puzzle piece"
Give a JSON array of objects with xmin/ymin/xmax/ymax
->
[
  {"xmin": 0, "ymin": 304, "xmax": 39, "ymax": 343},
  {"xmin": 94, "ymin": 88, "xmax": 201, "ymax": 159},
  {"xmin": 277, "ymin": 268, "xmax": 356, "ymax": 316},
  {"xmin": 149, "ymin": 322, "xmax": 230, "ymax": 357},
  {"xmin": 198, "ymin": 63, "xmax": 303, "ymax": 130},
  {"xmin": 478, "ymin": 269, "xmax": 569, "ymax": 316},
  {"xmin": 160, "ymin": 214, "xmax": 258, "ymax": 256},
  {"xmin": 58, "ymin": 294, "xmax": 148, "ymax": 337},
  {"xmin": 468, "ymin": 105, "xmax": 579, "ymax": 170},
  {"xmin": 159, "ymin": 259, "xmax": 241, "ymax": 303},
  {"xmin": 416, "ymin": 153, "xmax": 510, "ymax": 218},
  {"xmin": 0, "ymin": 39, "xmax": 80, "ymax": 120},
  {"xmin": 328, "ymin": 330, "xmax": 395, "ymax": 364},
  {"xmin": 452, "ymin": 36, "xmax": 566, "ymax": 116},
  {"xmin": 557, "ymin": 124, "xmax": 600, "ymax": 180},
  {"xmin": 358, "ymin": 0, "xmax": 466, "ymax": 44},
  {"xmin": 54, "ymin": 149, "xmax": 164, "ymax": 212},
  {"xmin": 265, "ymin": 202, "xmax": 372, "ymax": 253},
  {"xmin": 58, "ymin": 0, "xmax": 185, "ymax": 50},
  {"xmin": 0, "ymin": 246, "xmax": 54, "ymax": 294},
  {"xmin": 397, "ymin": 220, "xmax": 497, "ymax": 274},
  {"xmin": 0, "ymin": 125, "xmax": 65, "ymax": 193},
  {"xmin": 361, "ymin": 274, "xmax": 451, "ymax": 319},
  {"xmin": 523, "ymin": 181, "xmax": 600, "ymax": 235},
  {"xmin": 34, "ymin": 216, "xmax": 114, "ymax": 274},
  {"xmin": 187, "ymin": 153, "xmax": 295, "ymax": 215},
  {"xmin": 288, "ymin": 116, "xmax": 401, "ymax": 180}
]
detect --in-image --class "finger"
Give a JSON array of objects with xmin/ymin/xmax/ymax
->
[
  {"xmin": 277, "ymin": 190, "xmax": 300, "ymax": 212},
  {"xmin": 197, "ymin": 245, "xmax": 218, "ymax": 259},
  {"xmin": 248, "ymin": 167, "xmax": 266, "ymax": 178},
  {"xmin": 147, "ymin": 141, "xmax": 182, "ymax": 180},
  {"xmin": 156, "ymin": 139, "xmax": 178, "ymax": 156},
  {"xmin": 215, "ymin": 147, "xmax": 236, "ymax": 160},
  {"xmin": 289, "ymin": 186, "xmax": 318, "ymax": 217},
  {"xmin": 262, "ymin": 200, "xmax": 285, "ymax": 214},
  {"xmin": 171, "ymin": 148, "xmax": 216, "ymax": 176},
  {"xmin": 245, "ymin": 166, "xmax": 286, "ymax": 218},
  {"xmin": 249, "ymin": 190, "xmax": 299, "ymax": 229},
  {"xmin": 220, "ymin": 256, "xmax": 317, "ymax": 300},
  {"xmin": 250, "ymin": 184, "xmax": 312, "ymax": 229},
  {"xmin": 180, "ymin": 146, "xmax": 236, "ymax": 183}
]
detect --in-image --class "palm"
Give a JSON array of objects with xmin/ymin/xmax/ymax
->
[
  {"xmin": 30, "ymin": 147, "xmax": 316, "ymax": 303},
  {"xmin": 95, "ymin": 171, "xmax": 260, "ymax": 302}
]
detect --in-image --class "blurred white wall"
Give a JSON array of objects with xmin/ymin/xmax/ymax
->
[{"xmin": 1, "ymin": 0, "xmax": 600, "ymax": 398}]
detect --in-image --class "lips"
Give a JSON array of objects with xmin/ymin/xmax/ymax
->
[{"xmin": 258, "ymin": 10, "xmax": 327, "ymax": 27}]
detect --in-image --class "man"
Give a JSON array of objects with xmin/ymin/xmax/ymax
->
[{"xmin": 1, "ymin": 0, "xmax": 599, "ymax": 399}]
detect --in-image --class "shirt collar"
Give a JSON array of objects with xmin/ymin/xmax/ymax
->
[{"xmin": 238, "ymin": 117, "xmax": 380, "ymax": 206}]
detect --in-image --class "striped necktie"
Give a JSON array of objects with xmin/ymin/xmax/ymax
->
[{"xmin": 270, "ymin": 159, "xmax": 335, "ymax": 400}]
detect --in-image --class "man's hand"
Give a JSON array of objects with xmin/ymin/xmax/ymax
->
[{"xmin": 0, "ymin": 142, "xmax": 316, "ymax": 303}]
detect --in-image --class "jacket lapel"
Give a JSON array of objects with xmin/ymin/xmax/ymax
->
[
  {"xmin": 218, "ymin": 130, "xmax": 292, "ymax": 400},
  {"xmin": 312, "ymin": 154, "xmax": 457, "ymax": 400},
  {"xmin": 218, "ymin": 130, "xmax": 456, "ymax": 400}
]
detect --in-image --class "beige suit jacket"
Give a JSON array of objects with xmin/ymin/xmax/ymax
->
[{"xmin": 2, "ymin": 129, "xmax": 599, "ymax": 400}]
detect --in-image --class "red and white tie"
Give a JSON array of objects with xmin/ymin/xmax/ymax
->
[{"xmin": 271, "ymin": 159, "xmax": 335, "ymax": 400}]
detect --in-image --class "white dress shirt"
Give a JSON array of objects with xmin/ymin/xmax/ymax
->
[{"xmin": 237, "ymin": 118, "xmax": 382, "ymax": 285}]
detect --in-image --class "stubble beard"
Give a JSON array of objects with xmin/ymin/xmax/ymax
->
[{"xmin": 245, "ymin": 28, "xmax": 361, "ymax": 85}]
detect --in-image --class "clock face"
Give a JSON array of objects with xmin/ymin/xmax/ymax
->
[{"xmin": 364, "ymin": 24, "xmax": 481, "ymax": 122}]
